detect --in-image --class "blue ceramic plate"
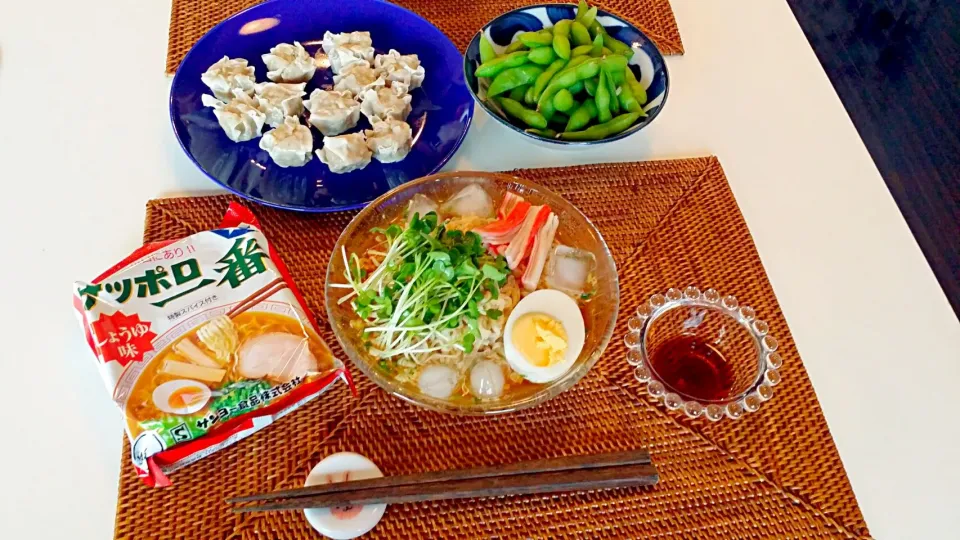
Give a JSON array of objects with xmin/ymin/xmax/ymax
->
[
  {"xmin": 464, "ymin": 4, "xmax": 669, "ymax": 145},
  {"xmin": 170, "ymin": 0, "xmax": 474, "ymax": 212}
]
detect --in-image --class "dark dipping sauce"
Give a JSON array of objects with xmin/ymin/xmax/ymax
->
[{"xmin": 650, "ymin": 335, "xmax": 734, "ymax": 401}]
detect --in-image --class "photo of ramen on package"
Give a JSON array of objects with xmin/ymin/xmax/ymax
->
[{"xmin": 73, "ymin": 202, "xmax": 351, "ymax": 487}]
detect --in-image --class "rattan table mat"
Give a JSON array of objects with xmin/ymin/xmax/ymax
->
[
  {"xmin": 116, "ymin": 157, "xmax": 869, "ymax": 539},
  {"xmin": 165, "ymin": 0, "xmax": 684, "ymax": 74}
]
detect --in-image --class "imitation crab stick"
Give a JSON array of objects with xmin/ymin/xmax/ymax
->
[
  {"xmin": 475, "ymin": 199, "xmax": 531, "ymax": 245},
  {"xmin": 521, "ymin": 213, "xmax": 559, "ymax": 291},
  {"xmin": 497, "ymin": 192, "xmax": 525, "ymax": 219},
  {"xmin": 505, "ymin": 205, "xmax": 552, "ymax": 269}
]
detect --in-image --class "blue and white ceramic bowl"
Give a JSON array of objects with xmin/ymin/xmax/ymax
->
[
  {"xmin": 170, "ymin": 0, "xmax": 474, "ymax": 212},
  {"xmin": 464, "ymin": 4, "xmax": 669, "ymax": 145}
]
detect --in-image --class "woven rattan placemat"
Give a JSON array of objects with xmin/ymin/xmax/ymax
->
[
  {"xmin": 115, "ymin": 157, "xmax": 869, "ymax": 539},
  {"xmin": 165, "ymin": 0, "xmax": 684, "ymax": 74}
]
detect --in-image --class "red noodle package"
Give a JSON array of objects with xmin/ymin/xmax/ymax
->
[{"xmin": 73, "ymin": 203, "xmax": 352, "ymax": 486}]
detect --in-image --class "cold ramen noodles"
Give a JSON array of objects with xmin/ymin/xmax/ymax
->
[{"xmin": 74, "ymin": 203, "xmax": 348, "ymax": 486}]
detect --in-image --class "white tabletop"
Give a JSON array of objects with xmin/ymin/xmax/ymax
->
[{"xmin": 2, "ymin": 0, "xmax": 958, "ymax": 537}]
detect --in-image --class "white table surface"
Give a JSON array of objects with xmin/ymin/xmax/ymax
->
[{"xmin": 2, "ymin": 0, "xmax": 958, "ymax": 537}]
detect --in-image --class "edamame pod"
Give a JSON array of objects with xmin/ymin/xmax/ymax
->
[
  {"xmin": 479, "ymin": 35, "xmax": 496, "ymax": 64},
  {"xmin": 617, "ymin": 80, "xmax": 644, "ymax": 114},
  {"xmin": 575, "ymin": 0, "xmax": 589, "ymax": 20},
  {"xmin": 580, "ymin": 6, "xmax": 598, "ymax": 27},
  {"xmin": 524, "ymin": 84, "xmax": 537, "ymax": 105},
  {"xmin": 553, "ymin": 89, "xmax": 576, "ymax": 112},
  {"xmin": 558, "ymin": 111, "xmax": 642, "ymax": 140},
  {"xmin": 595, "ymin": 69, "xmax": 612, "ymax": 123},
  {"xmin": 624, "ymin": 67, "xmax": 648, "ymax": 104},
  {"xmin": 508, "ymin": 84, "xmax": 529, "ymax": 102},
  {"xmin": 571, "ymin": 21, "xmax": 592, "ymax": 46},
  {"xmin": 532, "ymin": 58, "xmax": 568, "ymax": 101},
  {"xmin": 504, "ymin": 40, "xmax": 528, "ymax": 54},
  {"xmin": 589, "ymin": 33, "xmax": 603, "ymax": 57},
  {"xmin": 602, "ymin": 65, "xmax": 620, "ymax": 114},
  {"xmin": 499, "ymin": 97, "xmax": 548, "ymax": 129},
  {"xmin": 603, "ymin": 34, "xmax": 634, "ymax": 56},
  {"xmin": 552, "ymin": 20, "xmax": 572, "ymax": 60},
  {"xmin": 572, "ymin": 44, "xmax": 592, "ymax": 56},
  {"xmin": 568, "ymin": 80, "xmax": 584, "ymax": 94},
  {"xmin": 487, "ymin": 64, "xmax": 544, "ymax": 97},
  {"xmin": 518, "ymin": 31, "xmax": 553, "ymax": 48},
  {"xmin": 584, "ymin": 76, "xmax": 598, "ymax": 96},
  {"xmin": 564, "ymin": 98, "xmax": 598, "ymax": 132},
  {"xmin": 475, "ymin": 51, "xmax": 529, "ymax": 78},
  {"xmin": 528, "ymin": 47, "xmax": 557, "ymax": 65},
  {"xmin": 588, "ymin": 20, "xmax": 606, "ymax": 39},
  {"xmin": 525, "ymin": 127, "xmax": 557, "ymax": 138}
]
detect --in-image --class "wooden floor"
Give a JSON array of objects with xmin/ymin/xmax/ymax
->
[{"xmin": 785, "ymin": 0, "xmax": 960, "ymax": 317}]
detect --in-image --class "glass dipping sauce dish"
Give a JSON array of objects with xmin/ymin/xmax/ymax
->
[{"xmin": 624, "ymin": 287, "xmax": 783, "ymax": 421}]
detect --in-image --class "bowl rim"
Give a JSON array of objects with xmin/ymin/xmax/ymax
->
[
  {"xmin": 462, "ymin": 2, "xmax": 671, "ymax": 146},
  {"xmin": 324, "ymin": 170, "xmax": 621, "ymax": 414},
  {"xmin": 168, "ymin": 0, "xmax": 474, "ymax": 213}
]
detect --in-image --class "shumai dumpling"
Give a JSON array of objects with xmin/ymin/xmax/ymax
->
[
  {"xmin": 262, "ymin": 42, "xmax": 316, "ymax": 83},
  {"xmin": 302, "ymin": 89, "xmax": 360, "ymax": 136},
  {"xmin": 259, "ymin": 117, "xmax": 313, "ymax": 168},
  {"xmin": 321, "ymin": 31, "xmax": 375, "ymax": 74},
  {"xmin": 359, "ymin": 84, "xmax": 413, "ymax": 123},
  {"xmin": 333, "ymin": 64, "xmax": 385, "ymax": 97},
  {"xmin": 201, "ymin": 90, "xmax": 266, "ymax": 142},
  {"xmin": 201, "ymin": 56, "xmax": 257, "ymax": 101},
  {"xmin": 315, "ymin": 133, "xmax": 372, "ymax": 174},
  {"xmin": 255, "ymin": 82, "xmax": 307, "ymax": 128},
  {"xmin": 364, "ymin": 118, "xmax": 413, "ymax": 163},
  {"xmin": 374, "ymin": 49, "xmax": 426, "ymax": 90}
]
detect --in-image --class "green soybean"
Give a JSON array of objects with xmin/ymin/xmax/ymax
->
[
  {"xmin": 553, "ymin": 89, "xmax": 576, "ymax": 112},
  {"xmin": 518, "ymin": 31, "xmax": 553, "ymax": 48},
  {"xmin": 532, "ymin": 58, "xmax": 568, "ymax": 101},
  {"xmin": 568, "ymin": 80, "xmax": 584, "ymax": 94},
  {"xmin": 617, "ymin": 80, "xmax": 644, "ymax": 114},
  {"xmin": 528, "ymin": 47, "xmax": 557, "ymax": 65},
  {"xmin": 525, "ymin": 127, "xmax": 557, "ymax": 138},
  {"xmin": 524, "ymin": 84, "xmax": 537, "ymax": 105},
  {"xmin": 624, "ymin": 67, "xmax": 647, "ymax": 104},
  {"xmin": 575, "ymin": 0, "xmax": 589, "ymax": 20},
  {"xmin": 499, "ymin": 97, "xmax": 548, "ymax": 129},
  {"xmin": 552, "ymin": 20, "xmax": 572, "ymax": 60},
  {"xmin": 508, "ymin": 84, "xmax": 529, "ymax": 102},
  {"xmin": 584, "ymin": 76, "xmax": 598, "ymax": 96},
  {"xmin": 595, "ymin": 69, "xmax": 612, "ymax": 123},
  {"xmin": 572, "ymin": 44, "xmax": 592, "ymax": 57},
  {"xmin": 487, "ymin": 64, "xmax": 544, "ymax": 97},
  {"xmin": 588, "ymin": 20, "xmax": 606, "ymax": 39},
  {"xmin": 602, "ymin": 66, "xmax": 620, "ymax": 114},
  {"xmin": 558, "ymin": 111, "xmax": 641, "ymax": 140},
  {"xmin": 475, "ymin": 51, "xmax": 529, "ymax": 78},
  {"xmin": 571, "ymin": 21, "xmax": 592, "ymax": 46},
  {"xmin": 537, "ymin": 58, "xmax": 599, "ymax": 111},
  {"xmin": 479, "ymin": 35, "xmax": 496, "ymax": 64},
  {"xmin": 589, "ymin": 33, "xmax": 603, "ymax": 57},
  {"xmin": 603, "ymin": 34, "xmax": 634, "ymax": 56},
  {"xmin": 504, "ymin": 40, "xmax": 528, "ymax": 54},
  {"xmin": 580, "ymin": 6, "xmax": 598, "ymax": 28},
  {"xmin": 565, "ymin": 99, "xmax": 598, "ymax": 132}
]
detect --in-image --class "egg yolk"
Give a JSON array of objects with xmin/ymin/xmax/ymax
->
[
  {"xmin": 169, "ymin": 386, "xmax": 205, "ymax": 409},
  {"xmin": 512, "ymin": 313, "xmax": 568, "ymax": 367}
]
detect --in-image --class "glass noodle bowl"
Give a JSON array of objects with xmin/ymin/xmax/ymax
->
[{"xmin": 325, "ymin": 172, "xmax": 619, "ymax": 414}]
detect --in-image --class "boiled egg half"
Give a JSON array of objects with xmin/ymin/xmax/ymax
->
[
  {"xmin": 153, "ymin": 379, "xmax": 212, "ymax": 415},
  {"xmin": 504, "ymin": 289, "xmax": 585, "ymax": 383}
]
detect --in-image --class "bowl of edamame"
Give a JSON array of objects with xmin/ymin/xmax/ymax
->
[{"xmin": 464, "ymin": 1, "xmax": 669, "ymax": 145}]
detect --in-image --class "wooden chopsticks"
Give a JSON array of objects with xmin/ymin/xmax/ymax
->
[
  {"xmin": 229, "ymin": 449, "xmax": 657, "ymax": 513},
  {"xmin": 226, "ymin": 277, "xmax": 286, "ymax": 318}
]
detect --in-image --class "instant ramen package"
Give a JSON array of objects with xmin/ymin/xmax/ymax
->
[{"xmin": 73, "ymin": 203, "xmax": 351, "ymax": 487}]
